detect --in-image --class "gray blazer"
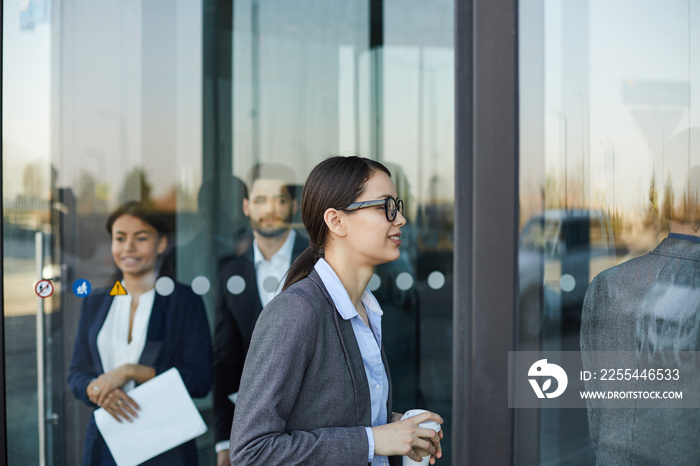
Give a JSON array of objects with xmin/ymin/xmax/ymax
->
[
  {"xmin": 581, "ymin": 237, "xmax": 700, "ymax": 465},
  {"xmin": 230, "ymin": 269, "xmax": 398, "ymax": 466}
]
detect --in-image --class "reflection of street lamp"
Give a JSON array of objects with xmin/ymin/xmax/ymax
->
[
  {"xmin": 577, "ymin": 90, "xmax": 589, "ymax": 205},
  {"xmin": 417, "ymin": 51, "xmax": 444, "ymax": 206},
  {"xmin": 85, "ymin": 148, "xmax": 104, "ymax": 176},
  {"xmin": 557, "ymin": 113, "xmax": 568, "ymax": 211},
  {"xmin": 98, "ymin": 108, "xmax": 127, "ymax": 205},
  {"xmin": 251, "ymin": 0, "xmax": 260, "ymax": 166},
  {"xmin": 601, "ymin": 139, "xmax": 615, "ymax": 210},
  {"xmin": 85, "ymin": 149, "xmax": 110, "ymax": 209},
  {"xmin": 98, "ymin": 108, "xmax": 127, "ymax": 163}
]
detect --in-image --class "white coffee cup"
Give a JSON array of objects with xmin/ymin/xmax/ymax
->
[{"xmin": 400, "ymin": 409, "xmax": 441, "ymax": 466}]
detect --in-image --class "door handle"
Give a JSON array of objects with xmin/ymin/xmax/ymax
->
[{"xmin": 35, "ymin": 232, "xmax": 46, "ymax": 466}]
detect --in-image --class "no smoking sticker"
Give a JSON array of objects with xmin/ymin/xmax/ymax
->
[{"xmin": 35, "ymin": 279, "xmax": 54, "ymax": 298}]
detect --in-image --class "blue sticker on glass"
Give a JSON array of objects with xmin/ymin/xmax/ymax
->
[{"xmin": 73, "ymin": 279, "xmax": 92, "ymax": 297}]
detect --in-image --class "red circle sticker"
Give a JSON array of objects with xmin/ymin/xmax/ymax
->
[{"xmin": 35, "ymin": 279, "xmax": 54, "ymax": 298}]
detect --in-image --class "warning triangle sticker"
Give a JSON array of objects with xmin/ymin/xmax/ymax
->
[{"xmin": 109, "ymin": 280, "xmax": 128, "ymax": 296}]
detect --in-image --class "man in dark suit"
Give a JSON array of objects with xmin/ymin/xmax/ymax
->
[
  {"xmin": 213, "ymin": 164, "xmax": 308, "ymax": 465},
  {"xmin": 581, "ymin": 162, "xmax": 700, "ymax": 464}
]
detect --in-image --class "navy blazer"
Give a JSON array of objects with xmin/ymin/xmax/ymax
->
[
  {"xmin": 213, "ymin": 233, "xmax": 308, "ymax": 443},
  {"xmin": 68, "ymin": 282, "xmax": 213, "ymax": 465}
]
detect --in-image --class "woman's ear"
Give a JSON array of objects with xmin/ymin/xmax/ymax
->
[
  {"xmin": 324, "ymin": 208, "xmax": 347, "ymax": 237},
  {"xmin": 157, "ymin": 235, "xmax": 168, "ymax": 255}
]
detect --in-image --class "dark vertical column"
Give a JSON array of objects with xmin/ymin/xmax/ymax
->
[
  {"xmin": 203, "ymin": 0, "xmax": 233, "ymax": 216},
  {"xmin": 454, "ymin": 1, "xmax": 519, "ymax": 465},
  {"xmin": 369, "ymin": 0, "xmax": 383, "ymax": 160},
  {"xmin": 0, "ymin": 4, "xmax": 7, "ymax": 464},
  {"xmin": 452, "ymin": 0, "xmax": 473, "ymax": 464}
]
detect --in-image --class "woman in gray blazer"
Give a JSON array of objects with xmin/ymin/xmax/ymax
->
[{"xmin": 230, "ymin": 156, "xmax": 443, "ymax": 466}]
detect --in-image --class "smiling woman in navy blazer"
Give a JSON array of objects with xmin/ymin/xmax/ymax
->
[{"xmin": 68, "ymin": 202, "xmax": 213, "ymax": 465}]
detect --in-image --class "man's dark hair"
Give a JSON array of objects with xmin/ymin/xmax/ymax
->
[{"xmin": 244, "ymin": 163, "xmax": 298, "ymax": 200}]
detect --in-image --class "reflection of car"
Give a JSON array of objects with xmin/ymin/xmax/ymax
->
[{"xmin": 518, "ymin": 209, "xmax": 621, "ymax": 340}]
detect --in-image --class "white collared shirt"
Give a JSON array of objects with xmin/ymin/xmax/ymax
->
[
  {"xmin": 216, "ymin": 230, "xmax": 298, "ymax": 454},
  {"xmin": 253, "ymin": 229, "xmax": 296, "ymax": 307},
  {"xmin": 314, "ymin": 258, "xmax": 390, "ymax": 466},
  {"xmin": 96, "ymin": 289, "xmax": 155, "ymax": 392}
]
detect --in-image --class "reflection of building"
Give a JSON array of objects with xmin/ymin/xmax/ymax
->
[{"xmin": 4, "ymin": 196, "xmax": 52, "ymax": 230}]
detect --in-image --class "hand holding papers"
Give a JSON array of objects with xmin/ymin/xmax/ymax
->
[{"xmin": 94, "ymin": 368, "xmax": 207, "ymax": 466}]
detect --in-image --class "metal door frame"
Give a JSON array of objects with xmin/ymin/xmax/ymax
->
[
  {"xmin": 453, "ymin": 1, "xmax": 519, "ymax": 464},
  {"xmin": 1, "ymin": 2, "xmax": 8, "ymax": 462}
]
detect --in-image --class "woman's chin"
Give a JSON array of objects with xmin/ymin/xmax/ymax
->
[{"xmin": 377, "ymin": 251, "xmax": 401, "ymax": 265}]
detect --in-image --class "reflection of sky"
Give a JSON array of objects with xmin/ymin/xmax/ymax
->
[
  {"xmin": 2, "ymin": 0, "xmax": 52, "ymax": 199},
  {"xmin": 588, "ymin": 0, "xmax": 693, "ymax": 212},
  {"xmin": 232, "ymin": 0, "xmax": 454, "ymax": 205},
  {"xmin": 531, "ymin": 0, "xmax": 700, "ymax": 216},
  {"xmin": 383, "ymin": 47, "xmax": 454, "ymax": 203},
  {"xmin": 5, "ymin": 0, "xmax": 454, "ymax": 209},
  {"xmin": 4, "ymin": 0, "xmax": 202, "ymax": 205}
]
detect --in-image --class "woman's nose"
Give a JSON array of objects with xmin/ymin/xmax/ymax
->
[{"xmin": 394, "ymin": 210, "xmax": 407, "ymax": 226}]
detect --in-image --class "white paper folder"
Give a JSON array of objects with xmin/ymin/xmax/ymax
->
[{"xmin": 94, "ymin": 368, "xmax": 208, "ymax": 466}]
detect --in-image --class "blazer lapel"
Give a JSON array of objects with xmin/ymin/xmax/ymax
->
[
  {"xmin": 91, "ymin": 292, "xmax": 114, "ymax": 374},
  {"xmin": 238, "ymin": 256, "xmax": 264, "ymax": 344},
  {"xmin": 380, "ymin": 346, "xmax": 393, "ymax": 423},
  {"xmin": 336, "ymin": 315, "xmax": 372, "ymax": 426},
  {"xmin": 139, "ymin": 292, "xmax": 166, "ymax": 368},
  {"xmin": 309, "ymin": 270, "xmax": 372, "ymax": 426}
]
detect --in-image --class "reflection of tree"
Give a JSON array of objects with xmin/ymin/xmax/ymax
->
[
  {"xmin": 677, "ymin": 166, "xmax": 700, "ymax": 229},
  {"xmin": 661, "ymin": 176, "xmax": 674, "ymax": 230},
  {"xmin": 118, "ymin": 167, "xmax": 153, "ymax": 205},
  {"xmin": 76, "ymin": 170, "xmax": 98, "ymax": 214},
  {"xmin": 544, "ymin": 169, "xmax": 561, "ymax": 209},
  {"xmin": 153, "ymin": 186, "xmax": 177, "ymax": 212},
  {"xmin": 679, "ymin": 188, "xmax": 700, "ymax": 229},
  {"xmin": 176, "ymin": 182, "xmax": 198, "ymax": 212},
  {"xmin": 606, "ymin": 206, "xmax": 625, "ymax": 238},
  {"xmin": 23, "ymin": 161, "xmax": 46, "ymax": 199},
  {"xmin": 646, "ymin": 176, "xmax": 659, "ymax": 227},
  {"xmin": 568, "ymin": 175, "xmax": 586, "ymax": 208},
  {"xmin": 643, "ymin": 174, "xmax": 700, "ymax": 232}
]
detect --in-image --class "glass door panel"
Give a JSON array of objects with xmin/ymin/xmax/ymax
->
[
  {"xmin": 230, "ymin": 0, "xmax": 454, "ymax": 459},
  {"xmin": 3, "ymin": 0, "xmax": 455, "ymax": 464},
  {"xmin": 518, "ymin": 0, "xmax": 700, "ymax": 463}
]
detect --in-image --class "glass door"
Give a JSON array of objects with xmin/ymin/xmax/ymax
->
[
  {"xmin": 518, "ymin": 0, "xmax": 700, "ymax": 463},
  {"xmin": 3, "ymin": 0, "xmax": 455, "ymax": 464}
]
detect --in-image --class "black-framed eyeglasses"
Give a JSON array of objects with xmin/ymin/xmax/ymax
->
[{"xmin": 343, "ymin": 196, "xmax": 404, "ymax": 222}]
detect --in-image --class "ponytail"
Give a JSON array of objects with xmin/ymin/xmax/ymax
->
[{"xmin": 283, "ymin": 245, "xmax": 322, "ymax": 290}]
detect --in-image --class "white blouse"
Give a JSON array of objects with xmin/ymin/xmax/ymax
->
[{"xmin": 96, "ymin": 289, "xmax": 155, "ymax": 392}]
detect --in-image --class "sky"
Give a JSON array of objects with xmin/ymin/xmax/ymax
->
[
  {"xmin": 523, "ymin": 0, "xmax": 700, "ymax": 219},
  {"xmin": 4, "ymin": 0, "xmax": 454, "ymax": 213},
  {"xmin": 6, "ymin": 0, "xmax": 698, "ymax": 225}
]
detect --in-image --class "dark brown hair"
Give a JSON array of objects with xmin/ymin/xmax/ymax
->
[
  {"xmin": 244, "ymin": 163, "xmax": 299, "ymax": 200},
  {"xmin": 105, "ymin": 201, "xmax": 174, "ymax": 280},
  {"xmin": 106, "ymin": 201, "xmax": 172, "ymax": 237},
  {"xmin": 283, "ymin": 156, "xmax": 391, "ymax": 290}
]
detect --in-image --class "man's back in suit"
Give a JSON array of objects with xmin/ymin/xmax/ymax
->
[{"xmin": 581, "ymin": 235, "xmax": 700, "ymax": 465}]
